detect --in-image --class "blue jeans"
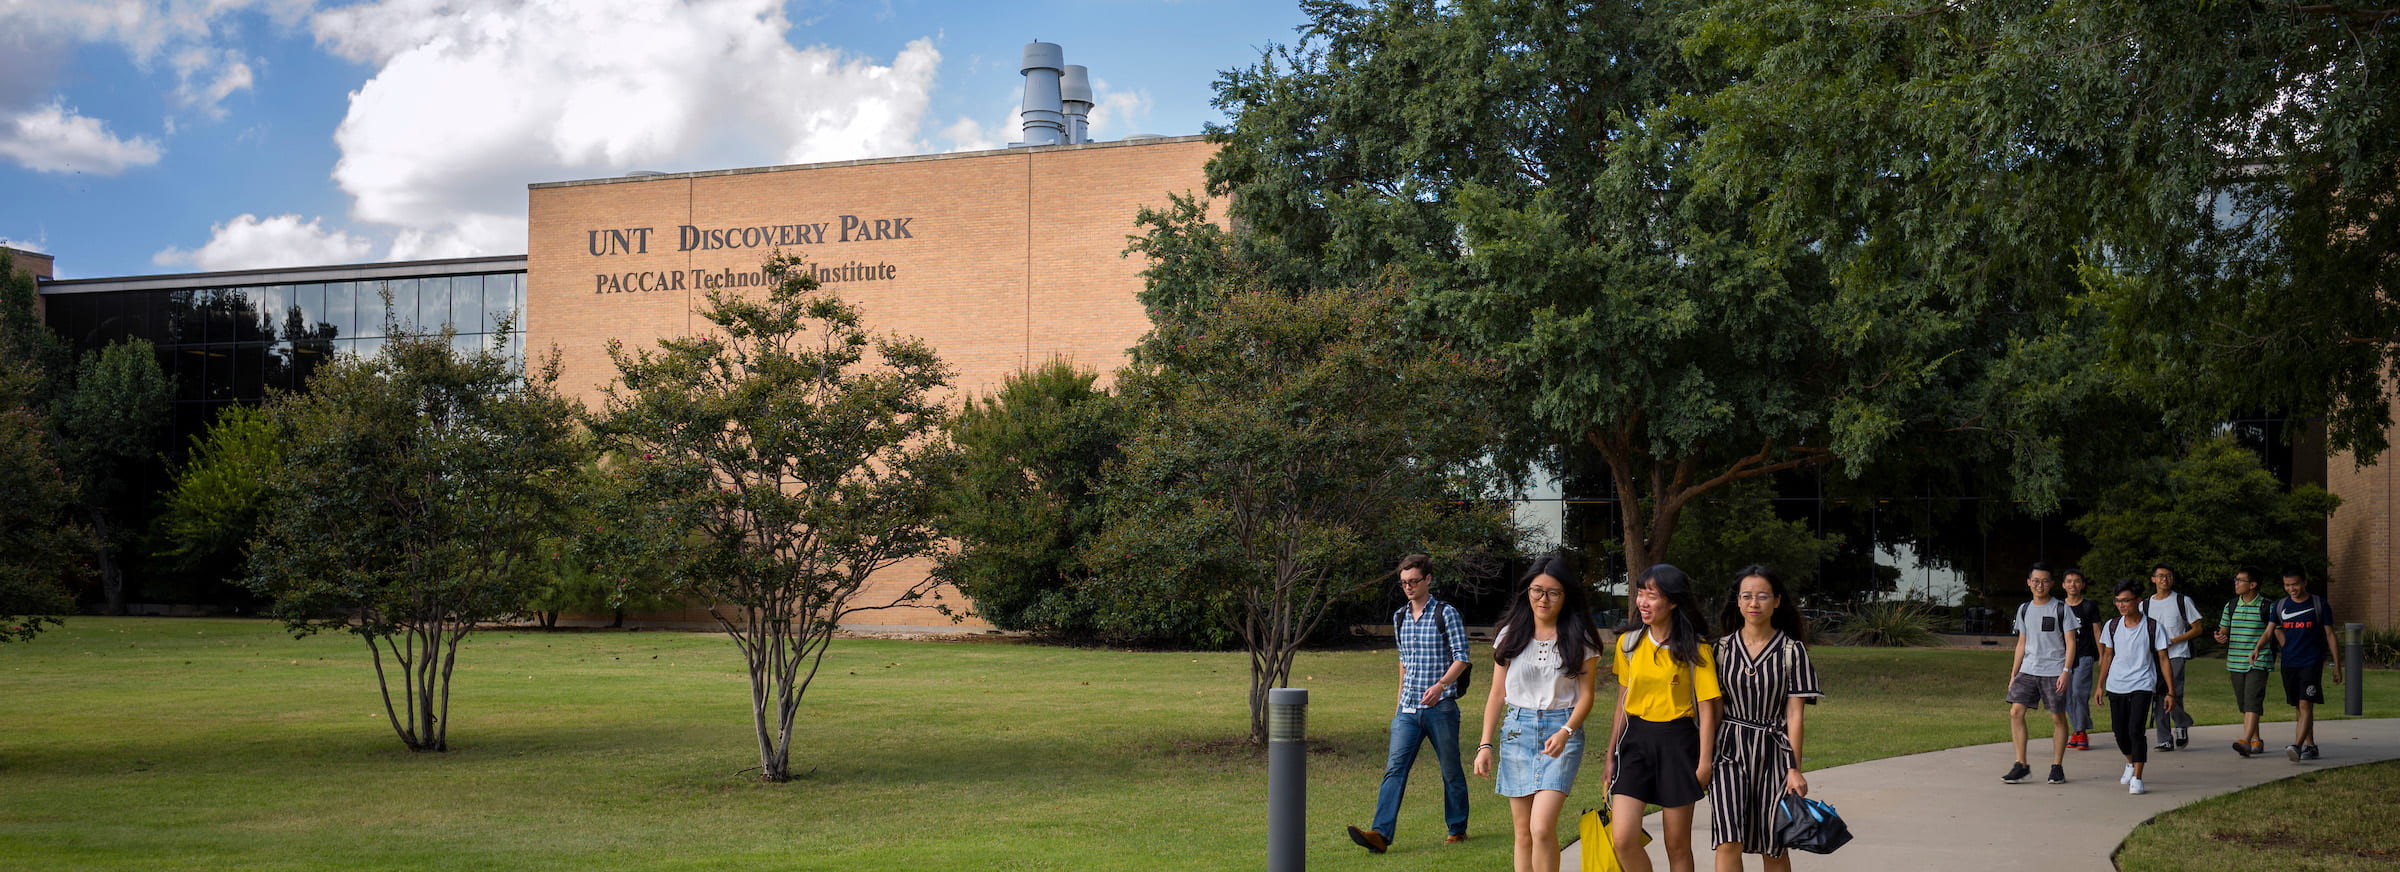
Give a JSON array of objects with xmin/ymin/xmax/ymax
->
[
  {"xmin": 1372, "ymin": 699, "xmax": 1468, "ymax": 839},
  {"xmin": 2065, "ymin": 657, "xmax": 2096, "ymax": 732}
]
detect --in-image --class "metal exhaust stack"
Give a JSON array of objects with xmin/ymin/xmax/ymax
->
[
  {"xmin": 1060, "ymin": 64, "xmax": 1093, "ymax": 144},
  {"xmin": 1019, "ymin": 42, "xmax": 1066, "ymax": 147}
]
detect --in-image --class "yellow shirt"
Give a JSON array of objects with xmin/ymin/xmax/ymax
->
[{"xmin": 1614, "ymin": 629, "xmax": 1721, "ymax": 722}]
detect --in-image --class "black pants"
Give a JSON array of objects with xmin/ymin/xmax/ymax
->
[{"xmin": 2108, "ymin": 690, "xmax": 2153, "ymax": 764}]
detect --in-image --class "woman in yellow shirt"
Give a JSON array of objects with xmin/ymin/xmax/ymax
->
[{"xmin": 1601, "ymin": 564, "xmax": 1721, "ymax": 872}]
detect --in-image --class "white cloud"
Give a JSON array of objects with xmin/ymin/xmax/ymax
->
[
  {"xmin": 152, "ymin": 213, "xmax": 374, "ymax": 271},
  {"xmin": 1088, "ymin": 85, "xmax": 1154, "ymax": 139},
  {"xmin": 0, "ymin": 103, "xmax": 163, "ymax": 174},
  {"xmin": 171, "ymin": 46, "xmax": 256, "ymax": 118},
  {"xmin": 0, "ymin": 1, "xmax": 292, "ymax": 118},
  {"xmin": 314, "ymin": 0, "xmax": 944, "ymax": 258}
]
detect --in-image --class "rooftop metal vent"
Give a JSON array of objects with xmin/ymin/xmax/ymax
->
[{"xmin": 1019, "ymin": 42, "xmax": 1067, "ymax": 147}]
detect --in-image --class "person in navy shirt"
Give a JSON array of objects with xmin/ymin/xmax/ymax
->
[{"xmin": 2264, "ymin": 567, "xmax": 2345, "ymax": 761}]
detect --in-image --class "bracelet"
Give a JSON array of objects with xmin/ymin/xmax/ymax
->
[{"xmin": 1478, "ymin": 743, "xmax": 1494, "ymax": 749}]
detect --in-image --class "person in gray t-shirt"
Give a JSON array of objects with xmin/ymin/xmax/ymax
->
[{"xmin": 2002, "ymin": 563, "xmax": 2080, "ymax": 784}]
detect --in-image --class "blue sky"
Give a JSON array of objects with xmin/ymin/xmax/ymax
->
[{"xmin": 1, "ymin": 0, "xmax": 1312, "ymax": 279}]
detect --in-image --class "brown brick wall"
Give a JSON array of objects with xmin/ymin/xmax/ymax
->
[
  {"xmin": 2326, "ymin": 379, "xmax": 2399, "ymax": 631},
  {"xmin": 527, "ymin": 139, "xmax": 1220, "ymax": 630}
]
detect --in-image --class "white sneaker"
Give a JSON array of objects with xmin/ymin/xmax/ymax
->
[
  {"xmin": 2128, "ymin": 776, "xmax": 2145, "ymax": 795},
  {"xmin": 2120, "ymin": 764, "xmax": 2135, "ymax": 784}
]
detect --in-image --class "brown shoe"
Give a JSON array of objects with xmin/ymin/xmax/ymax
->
[
  {"xmin": 1347, "ymin": 826, "xmax": 1389, "ymax": 854},
  {"xmin": 1443, "ymin": 834, "xmax": 1468, "ymax": 845}
]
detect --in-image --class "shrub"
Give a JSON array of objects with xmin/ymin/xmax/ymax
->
[{"xmin": 1834, "ymin": 599, "xmax": 1942, "ymax": 647}]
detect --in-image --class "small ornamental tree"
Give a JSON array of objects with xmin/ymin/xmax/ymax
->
[
  {"xmin": 246, "ymin": 327, "xmax": 586, "ymax": 751},
  {"xmin": 590, "ymin": 254, "xmax": 952, "ymax": 782},
  {"xmin": 1093, "ymin": 272, "xmax": 1516, "ymax": 744}
]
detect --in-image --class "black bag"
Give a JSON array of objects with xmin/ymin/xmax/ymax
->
[{"xmin": 1774, "ymin": 794, "xmax": 1853, "ymax": 855}]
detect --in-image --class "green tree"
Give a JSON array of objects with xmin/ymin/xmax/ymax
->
[
  {"xmin": 2071, "ymin": 435, "xmax": 2341, "ymax": 601},
  {"xmin": 1661, "ymin": 479, "xmax": 1844, "ymax": 613},
  {"xmin": 54, "ymin": 339, "xmax": 172, "ymax": 614},
  {"xmin": 1198, "ymin": 0, "xmax": 2102, "ymax": 589},
  {"xmin": 152, "ymin": 405, "xmax": 284, "ymax": 576},
  {"xmin": 589, "ymin": 254, "xmax": 952, "ymax": 782},
  {"xmin": 931, "ymin": 358, "xmax": 1215, "ymax": 643},
  {"xmin": 245, "ymin": 327, "xmax": 586, "ymax": 752},
  {"xmin": 1091, "ymin": 272, "xmax": 1517, "ymax": 743},
  {"xmin": 0, "ymin": 354, "xmax": 89, "ymax": 643},
  {"xmin": 1682, "ymin": 1, "xmax": 2400, "ymax": 462}
]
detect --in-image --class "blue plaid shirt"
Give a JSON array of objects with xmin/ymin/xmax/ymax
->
[{"xmin": 1395, "ymin": 599, "xmax": 1469, "ymax": 709}]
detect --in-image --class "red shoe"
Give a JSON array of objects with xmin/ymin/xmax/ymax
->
[{"xmin": 2070, "ymin": 731, "xmax": 2089, "ymax": 750}]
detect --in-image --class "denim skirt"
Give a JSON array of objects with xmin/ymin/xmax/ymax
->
[{"xmin": 1495, "ymin": 704, "xmax": 1586, "ymax": 797}]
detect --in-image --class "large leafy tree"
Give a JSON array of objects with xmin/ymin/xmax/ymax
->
[
  {"xmin": 590, "ymin": 254, "xmax": 951, "ymax": 782},
  {"xmin": 153, "ymin": 405, "xmax": 284, "ymax": 576},
  {"xmin": 55, "ymin": 339, "xmax": 171, "ymax": 614},
  {"xmin": 1683, "ymin": 0, "xmax": 2400, "ymax": 462},
  {"xmin": 2072, "ymin": 434, "xmax": 2341, "ymax": 601},
  {"xmin": 1091, "ymin": 271, "xmax": 1517, "ymax": 744},
  {"xmin": 0, "ymin": 355, "xmax": 88, "ymax": 644},
  {"xmin": 1202, "ymin": 0, "xmax": 2099, "ymax": 585},
  {"xmin": 930, "ymin": 358, "xmax": 1217, "ymax": 643},
  {"xmin": 246, "ymin": 328, "xmax": 586, "ymax": 752}
]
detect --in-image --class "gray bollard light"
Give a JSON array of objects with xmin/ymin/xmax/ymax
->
[
  {"xmin": 2344, "ymin": 623, "xmax": 2364, "ymax": 717},
  {"xmin": 1268, "ymin": 687, "xmax": 1308, "ymax": 872}
]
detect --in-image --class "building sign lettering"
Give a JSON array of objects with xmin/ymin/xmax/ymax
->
[{"xmin": 586, "ymin": 215, "xmax": 916, "ymax": 257}]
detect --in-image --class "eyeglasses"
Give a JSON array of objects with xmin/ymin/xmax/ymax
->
[
  {"xmin": 2113, "ymin": 597, "xmax": 2140, "ymax": 604},
  {"xmin": 1399, "ymin": 577, "xmax": 1428, "ymax": 586},
  {"xmin": 1738, "ymin": 593, "xmax": 1776, "ymax": 603},
  {"xmin": 1527, "ymin": 587, "xmax": 1565, "ymax": 601}
]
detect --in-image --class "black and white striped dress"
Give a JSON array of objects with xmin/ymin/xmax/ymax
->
[{"xmin": 1709, "ymin": 630, "xmax": 1823, "ymax": 856}]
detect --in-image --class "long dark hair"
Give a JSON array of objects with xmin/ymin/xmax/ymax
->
[
  {"xmin": 1716, "ymin": 564, "xmax": 1807, "ymax": 645},
  {"xmin": 1492, "ymin": 552, "xmax": 1603, "ymax": 676},
  {"xmin": 1631, "ymin": 564, "xmax": 1710, "ymax": 668}
]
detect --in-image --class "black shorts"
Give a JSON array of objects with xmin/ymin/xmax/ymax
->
[
  {"xmin": 2284, "ymin": 664, "xmax": 2326, "ymax": 706},
  {"xmin": 1610, "ymin": 716, "xmax": 1704, "ymax": 808}
]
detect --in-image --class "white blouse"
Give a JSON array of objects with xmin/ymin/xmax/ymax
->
[{"xmin": 1495, "ymin": 627, "xmax": 1600, "ymax": 710}]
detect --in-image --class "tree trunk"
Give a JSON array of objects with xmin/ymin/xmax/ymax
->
[{"xmin": 89, "ymin": 509, "xmax": 126, "ymax": 615}]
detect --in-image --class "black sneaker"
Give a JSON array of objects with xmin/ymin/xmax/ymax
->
[
  {"xmin": 2233, "ymin": 741, "xmax": 2255, "ymax": 757},
  {"xmin": 2155, "ymin": 740, "xmax": 2174, "ymax": 752},
  {"xmin": 2003, "ymin": 762, "xmax": 2031, "ymax": 783},
  {"xmin": 2173, "ymin": 727, "xmax": 2188, "ymax": 748},
  {"xmin": 2046, "ymin": 764, "xmax": 2066, "ymax": 784},
  {"xmin": 2286, "ymin": 744, "xmax": 2304, "ymax": 761},
  {"xmin": 2302, "ymin": 745, "xmax": 2321, "ymax": 760}
]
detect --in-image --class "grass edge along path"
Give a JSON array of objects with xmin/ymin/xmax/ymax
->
[
  {"xmin": 3, "ymin": 618, "xmax": 2398, "ymax": 871},
  {"xmin": 2112, "ymin": 759, "xmax": 2400, "ymax": 872}
]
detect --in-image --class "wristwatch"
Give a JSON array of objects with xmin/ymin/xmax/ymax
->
[{"xmin": 1558, "ymin": 725, "xmax": 1576, "ymax": 737}]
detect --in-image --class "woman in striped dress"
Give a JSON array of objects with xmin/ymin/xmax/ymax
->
[{"xmin": 1709, "ymin": 565, "xmax": 1822, "ymax": 871}]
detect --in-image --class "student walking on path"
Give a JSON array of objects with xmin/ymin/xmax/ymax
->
[
  {"xmin": 2268, "ymin": 568, "xmax": 2344, "ymax": 761},
  {"xmin": 2002, "ymin": 563, "xmax": 2079, "ymax": 785},
  {"xmin": 1472, "ymin": 553, "xmax": 1604, "ymax": 872},
  {"xmin": 2215, "ymin": 566, "xmax": 2277, "ymax": 757},
  {"xmin": 2142, "ymin": 564, "xmax": 2204, "ymax": 751},
  {"xmin": 1348, "ymin": 554, "xmax": 1472, "ymax": 853},
  {"xmin": 1707, "ymin": 565, "xmax": 1821, "ymax": 872},
  {"xmin": 2060, "ymin": 569, "xmax": 2102, "ymax": 751},
  {"xmin": 1601, "ymin": 564, "xmax": 1721, "ymax": 872},
  {"xmin": 2092, "ymin": 579, "xmax": 2177, "ymax": 795}
]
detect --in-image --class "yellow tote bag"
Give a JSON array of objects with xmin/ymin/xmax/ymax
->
[{"xmin": 1578, "ymin": 808, "xmax": 1651, "ymax": 872}]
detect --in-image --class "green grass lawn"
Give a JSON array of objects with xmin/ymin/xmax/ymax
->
[
  {"xmin": 2115, "ymin": 760, "xmax": 2400, "ymax": 871},
  {"xmin": 3, "ymin": 619, "xmax": 2396, "ymax": 870}
]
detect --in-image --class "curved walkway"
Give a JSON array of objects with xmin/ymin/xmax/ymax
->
[{"xmin": 1563, "ymin": 717, "xmax": 2400, "ymax": 870}]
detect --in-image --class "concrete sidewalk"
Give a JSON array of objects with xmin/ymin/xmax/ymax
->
[{"xmin": 1563, "ymin": 717, "xmax": 2400, "ymax": 870}]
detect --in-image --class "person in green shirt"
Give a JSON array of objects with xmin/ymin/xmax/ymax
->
[{"xmin": 2214, "ymin": 565, "xmax": 2277, "ymax": 756}]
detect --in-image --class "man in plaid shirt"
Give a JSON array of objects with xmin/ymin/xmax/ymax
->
[{"xmin": 1348, "ymin": 553, "xmax": 1472, "ymax": 853}]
